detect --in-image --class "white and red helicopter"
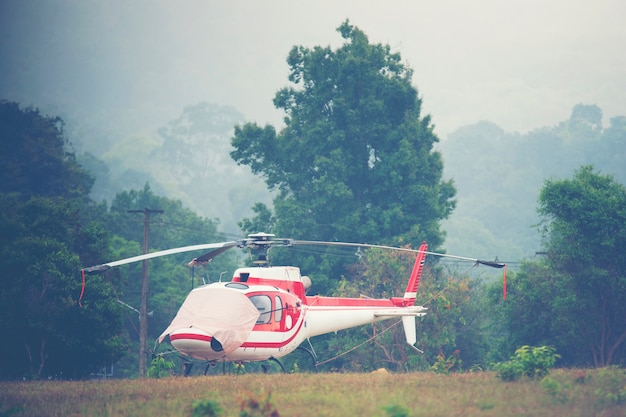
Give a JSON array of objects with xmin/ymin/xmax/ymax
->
[{"xmin": 82, "ymin": 233, "xmax": 505, "ymax": 372}]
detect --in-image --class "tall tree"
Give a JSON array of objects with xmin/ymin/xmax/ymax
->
[
  {"xmin": 0, "ymin": 100, "xmax": 93, "ymax": 199},
  {"xmin": 232, "ymin": 21, "xmax": 455, "ymax": 292},
  {"xmin": 500, "ymin": 166, "xmax": 626, "ymax": 366},
  {"xmin": 104, "ymin": 184, "xmax": 239, "ymax": 376},
  {"xmin": 0, "ymin": 101, "xmax": 124, "ymax": 378}
]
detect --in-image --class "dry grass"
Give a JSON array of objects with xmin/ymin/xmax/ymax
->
[{"xmin": 1, "ymin": 369, "xmax": 624, "ymax": 417}]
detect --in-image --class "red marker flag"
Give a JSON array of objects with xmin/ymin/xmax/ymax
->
[{"xmin": 503, "ymin": 264, "xmax": 507, "ymax": 301}]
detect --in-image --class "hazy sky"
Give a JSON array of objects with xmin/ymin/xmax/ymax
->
[{"xmin": 1, "ymin": 0, "xmax": 625, "ymax": 139}]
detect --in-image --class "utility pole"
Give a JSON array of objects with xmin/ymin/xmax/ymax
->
[{"xmin": 128, "ymin": 207, "xmax": 163, "ymax": 378}]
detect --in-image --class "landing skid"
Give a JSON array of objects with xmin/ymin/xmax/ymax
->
[
  {"xmin": 182, "ymin": 347, "xmax": 319, "ymax": 375},
  {"xmin": 295, "ymin": 345, "xmax": 318, "ymax": 372},
  {"xmin": 262, "ymin": 357, "xmax": 285, "ymax": 373}
]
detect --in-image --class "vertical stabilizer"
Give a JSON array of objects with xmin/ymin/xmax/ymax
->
[
  {"xmin": 403, "ymin": 241, "xmax": 428, "ymax": 302},
  {"xmin": 402, "ymin": 316, "xmax": 416, "ymax": 346}
]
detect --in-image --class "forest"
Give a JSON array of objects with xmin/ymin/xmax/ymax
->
[{"xmin": 0, "ymin": 21, "xmax": 625, "ymax": 380}]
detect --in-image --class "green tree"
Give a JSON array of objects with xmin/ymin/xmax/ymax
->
[
  {"xmin": 485, "ymin": 262, "xmax": 590, "ymax": 365},
  {"xmin": 103, "ymin": 184, "xmax": 239, "ymax": 376},
  {"xmin": 0, "ymin": 194, "xmax": 124, "ymax": 378},
  {"xmin": 304, "ymin": 248, "xmax": 488, "ymax": 372},
  {"xmin": 0, "ymin": 101, "xmax": 124, "ymax": 378},
  {"xmin": 0, "ymin": 100, "xmax": 93, "ymax": 200},
  {"xmin": 501, "ymin": 166, "xmax": 626, "ymax": 367},
  {"xmin": 232, "ymin": 21, "xmax": 455, "ymax": 293}
]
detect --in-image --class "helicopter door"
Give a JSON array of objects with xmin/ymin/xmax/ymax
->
[
  {"xmin": 273, "ymin": 295, "xmax": 295, "ymax": 332},
  {"xmin": 249, "ymin": 295, "xmax": 272, "ymax": 325},
  {"xmin": 278, "ymin": 294, "xmax": 302, "ymax": 332}
]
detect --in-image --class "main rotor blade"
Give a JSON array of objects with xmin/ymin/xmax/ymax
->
[
  {"xmin": 291, "ymin": 240, "xmax": 505, "ymax": 269},
  {"xmin": 188, "ymin": 245, "xmax": 235, "ymax": 266},
  {"xmin": 83, "ymin": 241, "xmax": 238, "ymax": 274}
]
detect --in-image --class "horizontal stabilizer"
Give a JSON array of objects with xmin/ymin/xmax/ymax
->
[{"xmin": 373, "ymin": 311, "xmax": 427, "ymax": 318}]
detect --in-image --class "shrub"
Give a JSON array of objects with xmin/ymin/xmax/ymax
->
[
  {"xmin": 147, "ymin": 355, "xmax": 175, "ymax": 378},
  {"xmin": 492, "ymin": 360, "xmax": 525, "ymax": 382},
  {"xmin": 382, "ymin": 403, "xmax": 410, "ymax": 417},
  {"xmin": 493, "ymin": 345, "xmax": 560, "ymax": 381},
  {"xmin": 430, "ymin": 349, "xmax": 462, "ymax": 374},
  {"xmin": 0, "ymin": 402, "xmax": 24, "ymax": 417},
  {"xmin": 239, "ymin": 392, "xmax": 280, "ymax": 417},
  {"xmin": 594, "ymin": 366, "xmax": 626, "ymax": 405},
  {"xmin": 191, "ymin": 399, "xmax": 223, "ymax": 417},
  {"xmin": 540, "ymin": 375, "xmax": 568, "ymax": 404}
]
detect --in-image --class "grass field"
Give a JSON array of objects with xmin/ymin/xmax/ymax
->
[{"xmin": 1, "ymin": 369, "xmax": 625, "ymax": 417}]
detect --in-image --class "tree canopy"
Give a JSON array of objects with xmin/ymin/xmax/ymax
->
[
  {"xmin": 0, "ymin": 101, "xmax": 123, "ymax": 378},
  {"xmin": 0, "ymin": 100, "xmax": 93, "ymax": 200},
  {"xmin": 498, "ymin": 166, "xmax": 626, "ymax": 366},
  {"xmin": 231, "ymin": 21, "xmax": 455, "ymax": 292},
  {"xmin": 105, "ymin": 184, "xmax": 237, "ymax": 336}
]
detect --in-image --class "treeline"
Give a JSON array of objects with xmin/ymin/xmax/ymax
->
[{"xmin": 0, "ymin": 100, "xmax": 238, "ymax": 379}]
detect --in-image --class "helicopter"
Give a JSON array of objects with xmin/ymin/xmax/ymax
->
[{"xmin": 82, "ymin": 232, "xmax": 505, "ymax": 372}]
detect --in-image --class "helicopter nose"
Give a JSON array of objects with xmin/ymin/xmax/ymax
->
[
  {"xmin": 158, "ymin": 286, "xmax": 260, "ymax": 359},
  {"xmin": 167, "ymin": 328, "xmax": 228, "ymax": 360}
]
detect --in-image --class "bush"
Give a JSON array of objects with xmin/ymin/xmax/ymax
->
[
  {"xmin": 493, "ymin": 345, "xmax": 560, "ymax": 381},
  {"xmin": 0, "ymin": 402, "xmax": 24, "ymax": 417},
  {"xmin": 540, "ymin": 375, "xmax": 568, "ymax": 404},
  {"xmin": 492, "ymin": 360, "xmax": 525, "ymax": 382},
  {"xmin": 430, "ymin": 350, "xmax": 462, "ymax": 374},
  {"xmin": 594, "ymin": 366, "xmax": 626, "ymax": 405},
  {"xmin": 191, "ymin": 399, "xmax": 223, "ymax": 417},
  {"xmin": 382, "ymin": 404, "xmax": 410, "ymax": 417},
  {"xmin": 146, "ymin": 355, "xmax": 175, "ymax": 378},
  {"xmin": 239, "ymin": 392, "xmax": 280, "ymax": 417}
]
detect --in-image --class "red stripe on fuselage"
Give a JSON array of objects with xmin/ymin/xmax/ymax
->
[
  {"xmin": 306, "ymin": 296, "xmax": 397, "ymax": 307},
  {"xmin": 170, "ymin": 333, "xmax": 212, "ymax": 343},
  {"xmin": 168, "ymin": 318, "xmax": 306, "ymax": 350},
  {"xmin": 241, "ymin": 318, "xmax": 305, "ymax": 349}
]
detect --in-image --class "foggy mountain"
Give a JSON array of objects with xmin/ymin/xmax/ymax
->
[
  {"xmin": 77, "ymin": 102, "xmax": 273, "ymax": 233},
  {"xmin": 438, "ymin": 104, "xmax": 626, "ymax": 264}
]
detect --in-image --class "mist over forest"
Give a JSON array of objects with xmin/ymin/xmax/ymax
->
[
  {"xmin": 73, "ymin": 102, "xmax": 274, "ymax": 232},
  {"xmin": 2, "ymin": 1, "xmax": 624, "ymax": 262},
  {"xmin": 66, "ymin": 100, "xmax": 624, "ymax": 269},
  {"xmin": 439, "ymin": 104, "xmax": 626, "ymax": 263}
]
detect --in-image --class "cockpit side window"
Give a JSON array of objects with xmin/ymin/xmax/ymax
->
[
  {"xmin": 274, "ymin": 296, "xmax": 283, "ymax": 322},
  {"xmin": 249, "ymin": 295, "xmax": 272, "ymax": 324}
]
